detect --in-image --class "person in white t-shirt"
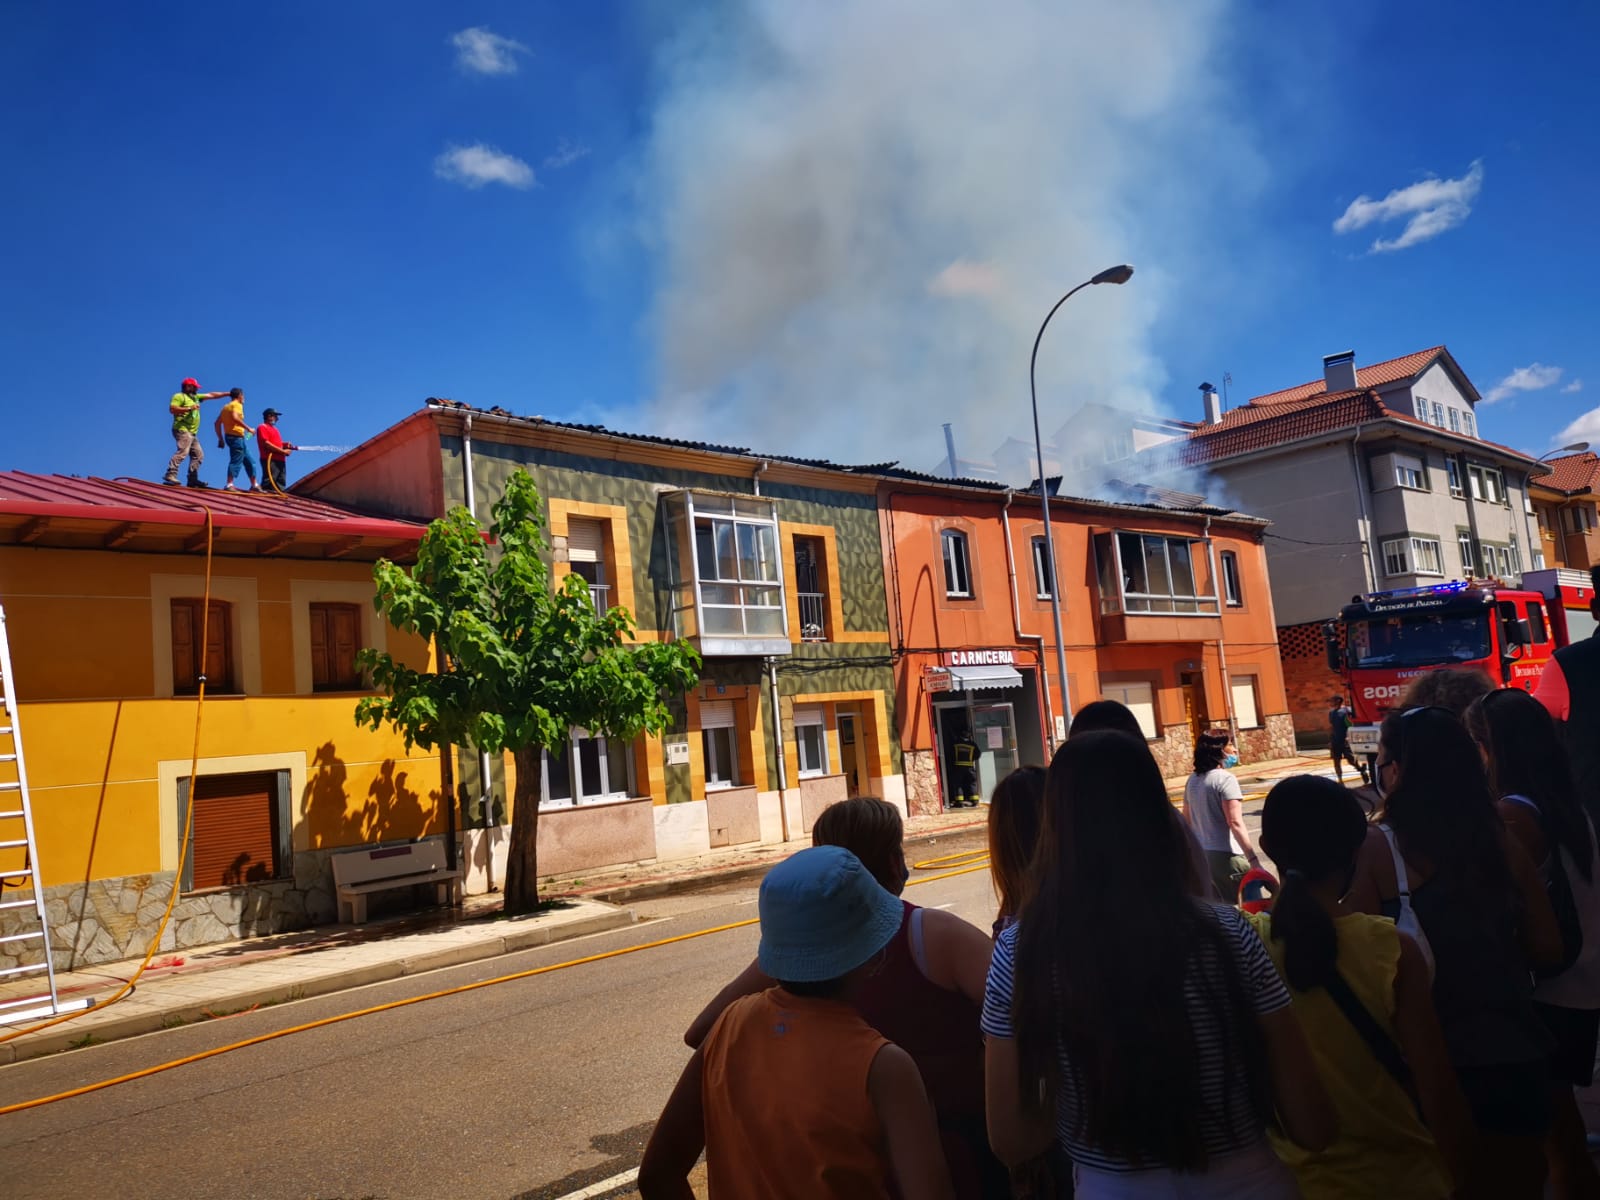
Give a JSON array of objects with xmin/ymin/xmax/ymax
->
[{"xmin": 1185, "ymin": 729, "xmax": 1262, "ymax": 904}]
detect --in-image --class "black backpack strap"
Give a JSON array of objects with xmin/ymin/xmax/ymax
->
[{"xmin": 1323, "ymin": 969, "xmax": 1421, "ymax": 1114}]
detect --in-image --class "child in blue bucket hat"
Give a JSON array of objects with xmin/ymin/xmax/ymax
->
[{"xmin": 639, "ymin": 846, "xmax": 955, "ymax": 1199}]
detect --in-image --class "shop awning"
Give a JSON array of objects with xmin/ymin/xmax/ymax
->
[{"xmin": 948, "ymin": 664, "xmax": 1023, "ymax": 691}]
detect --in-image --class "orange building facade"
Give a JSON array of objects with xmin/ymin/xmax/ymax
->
[{"xmin": 880, "ymin": 478, "xmax": 1294, "ymax": 813}]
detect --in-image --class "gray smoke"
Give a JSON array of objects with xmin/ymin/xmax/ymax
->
[{"xmin": 629, "ymin": 0, "xmax": 1264, "ymax": 489}]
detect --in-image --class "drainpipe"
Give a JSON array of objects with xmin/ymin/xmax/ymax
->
[
  {"xmin": 1000, "ymin": 490, "xmax": 1055, "ymax": 751},
  {"xmin": 752, "ymin": 460, "xmax": 768, "ymax": 496},
  {"xmin": 1348, "ymin": 425, "xmax": 1377, "ymax": 591},
  {"xmin": 766, "ymin": 657, "xmax": 791, "ymax": 840},
  {"xmin": 1204, "ymin": 515, "xmax": 1238, "ymax": 742},
  {"xmin": 459, "ymin": 413, "xmax": 495, "ymax": 891}
]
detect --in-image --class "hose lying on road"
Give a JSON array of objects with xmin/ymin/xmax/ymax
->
[{"xmin": 1, "ymin": 859, "xmax": 991, "ymax": 1115}]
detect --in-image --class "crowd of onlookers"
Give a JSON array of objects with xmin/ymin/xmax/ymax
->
[{"xmin": 638, "ymin": 661, "xmax": 1600, "ymax": 1199}]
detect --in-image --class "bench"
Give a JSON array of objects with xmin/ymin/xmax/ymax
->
[{"xmin": 330, "ymin": 841, "xmax": 463, "ymax": 925}]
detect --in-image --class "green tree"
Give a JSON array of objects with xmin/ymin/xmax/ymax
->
[{"xmin": 355, "ymin": 470, "xmax": 701, "ymax": 914}]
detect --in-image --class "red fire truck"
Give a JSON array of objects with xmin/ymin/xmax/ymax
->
[{"xmin": 1325, "ymin": 568, "xmax": 1598, "ymax": 764}]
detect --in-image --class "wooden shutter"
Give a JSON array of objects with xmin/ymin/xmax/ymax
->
[
  {"xmin": 310, "ymin": 602, "xmax": 361, "ymax": 690},
  {"xmin": 205, "ymin": 603, "xmax": 234, "ymax": 692},
  {"xmin": 171, "ymin": 600, "xmax": 198, "ymax": 694},
  {"xmin": 189, "ymin": 771, "xmax": 279, "ymax": 890}
]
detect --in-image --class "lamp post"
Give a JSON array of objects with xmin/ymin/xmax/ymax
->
[
  {"xmin": 1030, "ymin": 264, "xmax": 1133, "ymax": 751},
  {"xmin": 1539, "ymin": 441, "xmax": 1591, "ymax": 461}
]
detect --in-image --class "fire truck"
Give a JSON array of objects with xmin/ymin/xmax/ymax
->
[{"xmin": 1324, "ymin": 568, "xmax": 1598, "ymax": 764}]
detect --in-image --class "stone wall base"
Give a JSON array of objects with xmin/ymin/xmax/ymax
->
[{"xmin": 903, "ymin": 750, "xmax": 942, "ymax": 816}]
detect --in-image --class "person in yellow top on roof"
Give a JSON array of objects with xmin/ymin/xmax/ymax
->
[
  {"xmin": 213, "ymin": 388, "xmax": 260, "ymax": 492},
  {"xmin": 164, "ymin": 377, "xmax": 229, "ymax": 488}
]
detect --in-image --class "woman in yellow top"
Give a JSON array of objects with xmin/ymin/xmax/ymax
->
[{"xmin": 1248, "ymin": 775, "xmax": 1480, "ymax": 1199}]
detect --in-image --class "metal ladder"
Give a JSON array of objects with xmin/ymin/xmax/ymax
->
[{"xmin": 0, "ymin": 605, "xmax": 87, "ymax": 1024}]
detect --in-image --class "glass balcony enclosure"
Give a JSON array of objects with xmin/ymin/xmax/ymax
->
[
  {"xmin": 662, "ymin": 490, "xmax": 793, "ymax": 656},
  {"xmin": 1094, "ymin": 531, "xmax": 1221, "ymax": 616}
]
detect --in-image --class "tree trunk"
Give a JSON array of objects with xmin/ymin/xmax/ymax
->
[{"xmin": 502, "ymin": 745, "xmax": 544, "ymax": 914}]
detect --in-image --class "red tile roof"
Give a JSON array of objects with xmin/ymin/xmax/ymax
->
[
  {"xmin": 1532, "ymin": 452, "xmax": 1600, "ymax": 495},
  {"xmin": 1244, "ymin": 347, "xmax": 1450, "ymax": 408},
  {"xmin": 0, "ymin": 473, "xmax": 426, "ymax": 560}
]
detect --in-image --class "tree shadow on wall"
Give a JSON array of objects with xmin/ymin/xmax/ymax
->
[{"xmin": 301, "ymin": 742, "xmax": 442, "ymax": 850}]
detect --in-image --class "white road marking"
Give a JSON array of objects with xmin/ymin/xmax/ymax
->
[{"xmin": 551, "ymin": 1166, "xmax": 640, "ymax": 1199}]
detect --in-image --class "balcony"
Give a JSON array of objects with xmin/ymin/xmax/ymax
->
[
  {"xmin": 1093, "ymin": 530, "xmax": 1223, "ymax": 643},
  {"xmin": 798, "ymin": 592, "xmax": 827, "ymax": 641},
  {"xmin": 661, "ymin": 490, "xmax": 793, "ymax": 657}
]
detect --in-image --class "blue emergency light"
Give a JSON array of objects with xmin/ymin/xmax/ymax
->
[{"xmin": 1362, "ymin": 580, "xmax": 1471, "ymax": 604}]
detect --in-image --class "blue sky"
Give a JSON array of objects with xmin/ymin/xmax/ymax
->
[{"xmin": 3, "ymin": 1, "xmax": 1598, "ymax": 486}]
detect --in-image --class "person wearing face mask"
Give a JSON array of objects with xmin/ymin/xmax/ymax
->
[
  {"xmin": 683, "ymin": 796, "xmax": 1006, "ymax": 1198},
  {"xmin": 1186, "ymin": 728, "xmax": 1263, "ymax": 904}
]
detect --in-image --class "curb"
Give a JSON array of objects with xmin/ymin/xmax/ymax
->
[
  {"xmin": 0, "ymin": 905, "xmax": 637, "ymax": 1064},
  {"xmin": 577, "ymin": 821, "xmax": 991, "ymax": 904}
]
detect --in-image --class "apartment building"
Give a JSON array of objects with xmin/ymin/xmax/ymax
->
[{"xmin": 1530, "ymin": 450, "xmax": 1600, "ymax": 570}]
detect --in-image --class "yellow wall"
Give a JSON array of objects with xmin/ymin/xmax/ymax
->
[{"xmin": 0, "ymin": 546, "xmax": 441, "ymax": 889}]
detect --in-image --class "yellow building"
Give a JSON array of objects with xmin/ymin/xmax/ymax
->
[{"xmin": 0, "ymin": 473, "xmax": 437, "ymax": 970}]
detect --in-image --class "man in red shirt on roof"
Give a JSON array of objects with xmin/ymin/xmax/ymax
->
[{"xmin": 255, "ymin": 408, "xmax": 299, "ymax": 492}]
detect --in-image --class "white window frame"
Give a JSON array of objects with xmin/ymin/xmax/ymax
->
[
  {"xmin": 1229, "ymin": 675, "xmax": 1262, "ymax": 730},
  {"xmin": 1431, "ymin": 401, "xmax": 1445, "ymax": 428},
  {"xmin": 701, "ymin": 699, "xmax": 740, "ymax": 791},
  {"xmin": 1394, "ymin": 453, "xmax": 1425, "ymax": 490},
  {"xmin": 1030, "ymin": 536, "xmax": 1053, "ymax": 599},
  {"xmin": 793, "ymin": 706, "xmax": 829, "ymax": 778},
  {"xmin": 1463, "ymin": 412, "xmax": 1475, "ymax": 438},
  {"xmin": 942, "ymin": 529, "xmax": 972, "ymax": 598},
  {"xmin": 689, "ymin": 493, "xmax": 786, "ymax": 639},
  {"xmin": 1111, "ymin": 532, "xmax": 1218, "ymax": 615},
  {"xmin": 1458, "ymin": 532, "xmax": 1475, "ymax": 573},
  {"xmin": 1220, "ymin": 549, "xmax": 1243, "ymax": 607},
  {"xmin": 538, "ymin": 728, "xmax": 637, "ymax": 810},
  {"xmin": 1099, "ymin": 680, "xmax": 1157, "ymax": 739},
  {"xmin": 1412, "ymin": 536, "xmax": 1444, "ymax": 576},
  {"xmin": 1448, "ymin": 407, "xmax": 1460, "ymax": 433},
  {"xmin": 1381, "ymin": 538, "xmax": 1409, "ymax": 577},
  {"xmin": 1382, "ymin": 536, "xmax": 1442, "ymax": 577},
  {"xmin": 1447, "ymin": 458, "xmax": 1463, "ymax": 497}
]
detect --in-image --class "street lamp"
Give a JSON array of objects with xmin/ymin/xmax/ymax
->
[
  {"xmin": 1541, "ymin": 441, "xmax": 1591, "ymax": 461},
  {"xmin": 1030, "ymin": 264, "xmax": 1134, "ymax": 751}
]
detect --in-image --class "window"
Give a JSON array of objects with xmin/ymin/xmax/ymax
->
[
  {"xmin": 1458, "ymin": 531, "xmax": 1475, "ymax": 573},
  {"xmin": 1099, "ymin": 681, "xmax": 1157, "ymax": 739},
  {"xmin": 794, "ymin": 706, "xmax": 829, "ymax": 777},
  {"xmin": 1533, "ymin": 549, "xmax": 1547, "ymax": 571},
  {"xmin": 1431, "ymin": 401, "xmax": 1445, "ymax": 428},
  {"xmin": 701, "ymin": 700, "xmax": 740, "ymax": 790},
  {"xmin": 1394, "ymin": 454, "xmax": 1425, "ymax": 490},
  {"xmin": 1103, "ymin": 430, "xmax": 1135, "ymax": 462},
  {"xmin": 1570, "ymin": 506, "xmax": 1596, "ymax": 533},
  {"xmin": 1111, "ymin": 532, "xmax": 1216, "ymax": 614},
  {"xmin": 309, "ymin": 602, "xmax": 362, "ymax": 691},
  {"xmin": 942, "ymin": 529, "xmax": 972, "ymax": 597},
  {"xmin": 1030, "ymin": 536, "xmax": 1053, "ymax": 599},
  {"xmin": 1510, "ymin": 536, "xmax": 1522, "ymax": 574},
  {"xmin": 1462, "ymin": 411, "xmax": 1475, "ymax": 438},
  {"xmin": 794, "ymin": 536, "xmax": 828, "ymax": 641},
  {"xmin": 1229, "ymin": 676, "xmax": 1261, "ymax": 730},
  {"xmin": 1529, "ymin": 601, "xmax": 1550, "ymax": 644},
  {"xmin": 183, "ymin": 770, "xmax": 285, "ymax": 890},
  {"xmin": 171, "ymin": 598, "xmax": 235, "ymax": 695},
  {"xmin": 692, "ymin": 495, "xmax": 784, "ymax": 637},
  {"xmin": 1448, "ymin": 407, "xmax": 1460, "ymax": 432},
  {"xmin": 1468, "ymin": 466, "xmax": 1505, "ymax": 504},
  {"xmin": 567, "ymin": 517, "xmax": 610, "ymax": 611},
  {"xmin": 1381, "ymin": 536, "xmax": 1443, "ymax": 577},
  {"xmin": 1220, "ymin": 550, "xmax": 1243, "ymax": 607},
  {"xmin": 541, "ymin": 729, "xmax": 634, "ymax": 808},
  {"xmin": 1447, "ymin": 459, "xmax": 1463, "ymax": 497}
]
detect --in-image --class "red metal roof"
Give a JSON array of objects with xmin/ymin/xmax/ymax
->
[
  {"xmin": 0, "ymin": 473, "xmax": 426, "ymax": 559},
  {"xmin": 1533, "ymin": 452, "xmax": 1600, "ymax": 495}
]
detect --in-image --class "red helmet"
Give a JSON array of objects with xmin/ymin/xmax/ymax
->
[{"xmin": 181, "ymin": 377, "xmax": 199, "ymax": 389}]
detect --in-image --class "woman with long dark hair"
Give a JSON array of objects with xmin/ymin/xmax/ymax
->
[
  {"xmin": 983, "ymin": 731, "xmax": 1334, "ymax": 1197},
  {"xmin": 1250, "ymin": 775, "xmax": 1474, "ymax": 1198},
  {"xmin": 1466, "ymin": 688, "xmax": 1600, "ymax": 1198},
  {"xmin": 1347, "ymin": 705, "xmax": 1563, "ymax": 1198},
  {"xmin": 1185, "ymin": 728, "xmax": 1262, "ymax": 904}
]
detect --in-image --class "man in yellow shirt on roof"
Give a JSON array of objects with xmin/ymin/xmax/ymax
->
[
  {"xmin": 164, "ymin": 377, "xmax": 228, "ymax": 488},
  {"xmin": 213, "ymin": 388, "xmax": 260, "ymax": 492}
]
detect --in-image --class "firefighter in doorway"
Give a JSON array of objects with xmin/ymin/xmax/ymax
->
[{"xmin": 951, "ymin": 725, "xmax": 981, "ymax": 808}]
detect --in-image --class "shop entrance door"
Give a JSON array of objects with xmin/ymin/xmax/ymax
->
[{"xmin": 971, "ymin": 702, "xmax": 1019, "ymax": 802}]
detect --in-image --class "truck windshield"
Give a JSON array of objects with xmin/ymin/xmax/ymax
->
[{"xmin": 1348, "ymin": 611, "xmax": 1493, "ymax": 668}]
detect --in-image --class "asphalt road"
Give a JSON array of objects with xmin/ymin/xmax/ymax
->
[{"xmin": 0, "ymin": 830, "xmax": 997, "ymax": 1200}]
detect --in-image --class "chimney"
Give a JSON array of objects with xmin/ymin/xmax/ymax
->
[
  {"xmin": 1200, "ymin": 382, "xmax": 1223, "ymax": 425},
  {"xmin": 1323, "ymin": 350, "xmax": 1358, "ymax": 394}
]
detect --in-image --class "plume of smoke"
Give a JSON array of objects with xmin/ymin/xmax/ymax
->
[{"xmin": 631, "ymin": 0, "xmax": 1262, "ymax": 497}]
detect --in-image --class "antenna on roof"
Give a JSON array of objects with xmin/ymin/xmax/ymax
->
[{"xmin": 1222, "ymin": 372, "xmax": 1233, "ymax": 410}]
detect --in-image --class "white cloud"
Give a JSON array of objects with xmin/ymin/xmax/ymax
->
[
  {"xmin": 1562, "ymin": 379, "xmax": 1584, "ymax": 395},
  {"xmin": 1483, "ymin": 362, "xmax": 1563, "ymax": 404},
  {"xmin": 450, "ymin": 27, "xmax": 528, "ymax": 76},
  {"xmin": 1333, "ymin": 160, "xmax": 1484, "ymax": 253},
  {"xmin": 433, "ymin": 143, "xmax": 534, "ymax": 190},
  {"xmin": 927, "ymin": 259, "xmax": 1002, "ymax": 298},
  {"xmin": 543, "ymin": 139, "xmax": 592, "ymax": 170},
  {"xmin": 1556, "ymin": 407, "xmax": 1600, "ymax": 448}
]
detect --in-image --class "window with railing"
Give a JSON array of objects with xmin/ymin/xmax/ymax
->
[
  {"xmin": 690, "ymin": 495, "xmax": 785, "ymax": 638},
  {"xmin": 1093, "ymin": 532, "xmax": 1219, "ymax": 615},
  {"xmin": 567, "ymin": 517, "xmax": 612, "ymax": 613},
  {"xmin": 793, "ymin": 535, "xmax": 828, "ymax": 641}
]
